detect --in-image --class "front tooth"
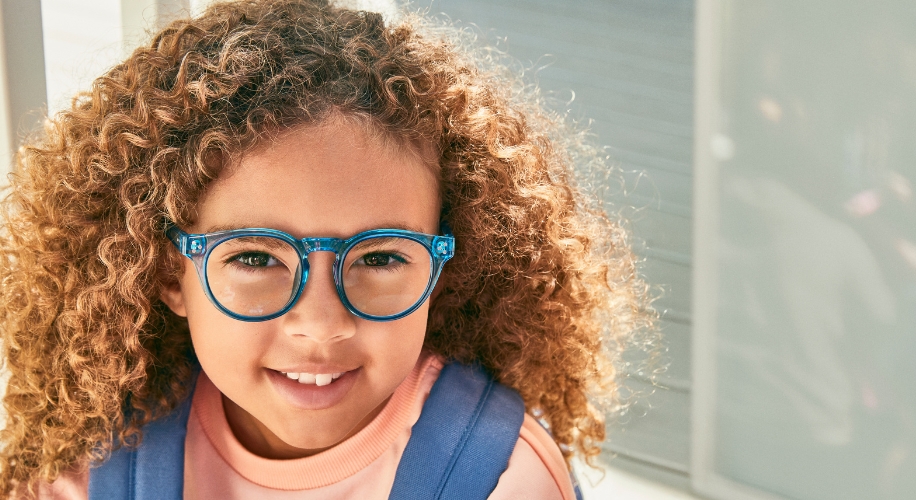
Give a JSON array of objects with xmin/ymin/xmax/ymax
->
[
  {"xmin": 332, "ymin": 372, "xmax": 341, "ymax": 380},
  {"xmin": 315, "ymin": 373, "xmax": 333, "ymax": 386},
  {"xmin": 286, "ymin": 372, "xmax": 298, "ymax": 380},
  {"xmin": 298, "ymin": 373, "xmax": 316, "ymax": 384}
]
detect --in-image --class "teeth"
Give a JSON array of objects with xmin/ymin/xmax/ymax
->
[{"xmin": 279, "ymin": 371, "xmax": 343, "ymax": 386}]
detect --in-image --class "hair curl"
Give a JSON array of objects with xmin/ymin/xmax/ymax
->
[{"xmin": 0, "ymin": 0, "xmax": 654, "ymax": 494}]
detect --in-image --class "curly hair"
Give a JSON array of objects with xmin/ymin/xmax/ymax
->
[{"xmin": 0, "ymin": 0, "xmax": 654, "ymax": 494}]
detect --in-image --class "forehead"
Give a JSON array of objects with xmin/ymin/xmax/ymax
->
[{"xmin": 193, "ymin": 117, "xmax": 441, "ymax": 238}]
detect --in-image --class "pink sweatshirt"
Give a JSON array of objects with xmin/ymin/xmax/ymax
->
[{"xmin": 36, "ymin": 354, "xmax": 575, "ymax": 499}]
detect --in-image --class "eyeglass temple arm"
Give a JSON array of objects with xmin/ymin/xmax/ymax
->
[{"xmin": 165, "ymin": 225, "xmax": 184, "ymax": 248}]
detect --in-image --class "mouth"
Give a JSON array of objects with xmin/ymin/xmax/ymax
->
[
  {"xmin": 280, "ymin": 371, "xmax": 344, "ymax": 386},
  {"xmin": 267, "ymin": 367, "xmax": 360, "ymax": 410}
]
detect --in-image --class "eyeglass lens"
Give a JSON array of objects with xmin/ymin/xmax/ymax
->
[{"xmin": 204, "ymin": 235, "xmax": 433, "ymax": 318}]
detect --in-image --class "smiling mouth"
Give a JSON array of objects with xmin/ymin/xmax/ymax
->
[
  {"xmin": 280, "ymin": 371, "xmax": 344, "ymax": 387},
  {"xmin": 268, "ymin": 368, "xmax": 359, "ymax": 410}
]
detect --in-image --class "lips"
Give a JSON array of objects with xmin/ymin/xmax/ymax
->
[{"xmin": 267, "ymin": 367, "xmax": 360, "ymax": 410}]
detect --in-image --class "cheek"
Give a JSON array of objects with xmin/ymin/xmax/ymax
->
[
  {"xmin": 366, "ymin": 303, "xmax": 430, "ymax": 380},
  {"xmin": 180, "ymin": 268, "xmax": 270, "ymax": 376}
]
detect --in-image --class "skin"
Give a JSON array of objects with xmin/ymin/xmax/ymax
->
[{"xmin": 160, "ymin": 117, "xmax": 440, "ymax": 459}]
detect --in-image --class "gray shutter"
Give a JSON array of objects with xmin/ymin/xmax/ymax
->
[{"xmin": 431, "ymin": 0, "xmax": 695, "ymax": 489}]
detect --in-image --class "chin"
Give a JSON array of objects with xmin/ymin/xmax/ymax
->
[{"xmin": 274, "ymin": 418, "xmax": 355, "ymax": 451}]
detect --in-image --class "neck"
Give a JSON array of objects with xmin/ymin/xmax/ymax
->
[{"xmin": 220, "ymin": 393, "xmax": 390, "ymax": 459}]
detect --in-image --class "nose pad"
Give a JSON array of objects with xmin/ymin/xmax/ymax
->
[
  {"xmin": 302, "ymin": 251, "xmax": 340, "ymax": 290},
  {"xmin": 281, "ymin": 251, "xmax": 355, "ymax": 342}
]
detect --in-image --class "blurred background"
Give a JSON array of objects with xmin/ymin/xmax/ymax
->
[{"xmin": 0, "ymin": 0, "xmax": 913, "ymax": 498}]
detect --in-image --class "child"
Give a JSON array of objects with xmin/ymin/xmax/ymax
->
[{"xmin": 0, "ymin": 0, "xmax": 653, "ymax": 498}]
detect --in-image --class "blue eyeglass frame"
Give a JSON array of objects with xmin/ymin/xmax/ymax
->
[{"xmin": 165, "ymin": 224, "xmax": 455, "ymax": 323}]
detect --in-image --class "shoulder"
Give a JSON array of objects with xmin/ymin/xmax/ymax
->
[
  {"xmin": 18, "ymin": 466, "xmax": 88, "ymax": 500},
  {"xmin": 489, "ymin": 414, "xmax": 577, "ymax": 500},
  {"xmin": 418, "ymin": 360, "xmax": 576, "ymax": 500}
]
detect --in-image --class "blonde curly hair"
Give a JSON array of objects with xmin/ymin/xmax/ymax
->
[{"xmin": 0, "ymin": 0, "xmax": 654, "ymax": 494}]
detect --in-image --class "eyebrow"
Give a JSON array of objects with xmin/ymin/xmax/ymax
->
[
  {"xmin": 201, "ymin": 222, "xmax": 432, "ymax": 236},
  {"xmin": 216, "ymin": 235, "xmax": 294, "ymax": 252},
  {"xmin": 351, "ymin": 236, "xmax": 419, "ymax": 252}
]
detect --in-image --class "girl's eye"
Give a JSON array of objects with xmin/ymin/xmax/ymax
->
[
  {"xmin": 359, "ymin": 252, "xmax": 405, "ymax": 267},
  {"xmin": 231, "ymin": 252, "xmax": 277, "ymax": 268},
  {"xmin": 362, "ymin": 253, "xmax": 391, "ymax": 266}
]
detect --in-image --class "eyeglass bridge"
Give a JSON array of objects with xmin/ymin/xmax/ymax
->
[{"xmin": 301, "ymin": 238, "xmax": 345, "ymax": 254}]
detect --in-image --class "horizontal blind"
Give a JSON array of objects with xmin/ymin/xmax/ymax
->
[{"xmin": 431, "ymin": 0, "xmax": 695, "ymax": 489}]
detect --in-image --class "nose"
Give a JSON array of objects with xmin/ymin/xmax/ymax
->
[{"xmin": 279, "ymin": 251, "xmax": 356, "ymax": 342}]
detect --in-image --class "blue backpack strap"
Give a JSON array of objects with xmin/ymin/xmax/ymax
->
[
  {"xmin": 571, "ymin": 472, "xmax": 585, "ymax": 500},
  {"xmin": 88, "ymin": 374, "xmax": 197, "ymax": 500},
  {"xmin": 389, "ymin": 362, "xmax": 525, "ymax": 500}
]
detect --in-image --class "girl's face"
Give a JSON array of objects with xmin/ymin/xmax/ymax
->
[{"xmin": 161, "ymin": 118, "xmax": 440, "ymax": 459}]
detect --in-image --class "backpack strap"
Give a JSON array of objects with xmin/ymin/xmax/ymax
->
[
  {"xmin": 389, "ymin": 362, "xmax": 525, "ymax": 500},
  {"xmin": 88, "ymin": 375, "xmax": 197, "ymax": 500}
]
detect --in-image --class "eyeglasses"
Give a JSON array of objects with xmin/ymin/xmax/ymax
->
[{"xmin": 166, "ymin": 225, "xmax": 455, "ymax": 322}]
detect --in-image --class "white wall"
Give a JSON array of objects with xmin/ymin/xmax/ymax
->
[
  {"xmin": 42, "ymin": 0, "xmax": 122, "ymax": 116},
  {"xmin": 0, "ymin": 0, "xmax": 47, "ymax": 183}
]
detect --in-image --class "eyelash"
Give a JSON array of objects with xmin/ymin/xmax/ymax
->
[
  {"xmin": 225, "ymin": 252, "xmax": 279, "ymax": 270},
  {"xmin": 219, "ymin": 247, "xmax": 413, "ymax": 275},
  {"xmin": 354, "ymin": 252, "xmax": 408, "ymax": 268}
]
